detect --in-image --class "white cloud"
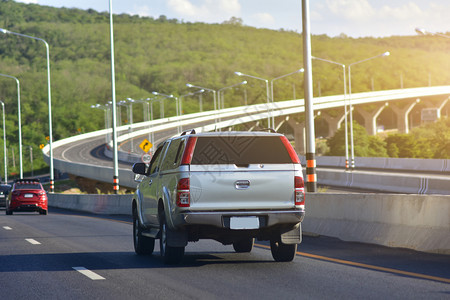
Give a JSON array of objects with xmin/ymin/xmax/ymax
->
[
  {"xmin": 379, "ymin": 2, "xmax": 423, "ymax": 20},
  {"xmin": 15, "ymin": 0, "xmax": 38, "ymax": 3},
  {"xmin": 326, "ymin": 0, "xmax": 375, "ymax": 20},
  {"xmin": 218, "ymin": 0, "xmax": 241, "ymax": 15},
  {"xmin": 253, "ymin": 12, "xmax": 275, "ymax": 26},
  {"xmin": 168, "ymin": 0, "xmax": 198, "ymax": 17},
  {"xmin": 129, "ymin": 5, "xmax": 152, "ymax": 17},
  {"xmin": 167, "ymin": 0, "xmax": 241, "ymax": 23}
]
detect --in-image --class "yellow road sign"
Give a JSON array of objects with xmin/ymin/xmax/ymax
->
[{"xmin": 139, "ymin": 139, "xmax": 152, "ymax": 153}]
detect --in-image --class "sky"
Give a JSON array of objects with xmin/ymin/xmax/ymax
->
[{"xmin": 15, "ymin": 0, "xmax": 449, "ymax": 38}]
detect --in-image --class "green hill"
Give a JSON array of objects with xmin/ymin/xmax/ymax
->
[{"xmin": 0, "ymin": 0, "xmax": 449, "ymax": 176}]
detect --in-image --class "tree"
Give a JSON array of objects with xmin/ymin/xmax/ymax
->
[
  {"xmin": 326, "ymin": 122, "xmax": 387, "ymax": 157},
  {"xmin": 222, "ymin": 17, "xmax": 243, "ymax": 26},
  {"xmin": 411, "ymin": 117, "xmax": 450, "ymax": 159},
  {"xmin": 385, "ymin": 133, "xmax": 418, "ymax": 158}
]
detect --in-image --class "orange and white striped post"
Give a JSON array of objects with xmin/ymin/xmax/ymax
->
[{"xmin": 113, "ymin": 175, "xmax": 119, "ymax": 194}]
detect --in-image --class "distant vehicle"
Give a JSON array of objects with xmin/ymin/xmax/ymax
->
[
  {"xmin": 132, "ymin": 130, "xmax": 305, "ymax": 264},
  {"xmin": 0, "ymin": 184, "xmax": 11, "ymax": 208},
  {"xmin": 5, "ymin": 179, "xmax": 48, "ymax": 215}
]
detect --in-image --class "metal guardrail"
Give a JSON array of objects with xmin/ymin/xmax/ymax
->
[{"xmin": 42, "ymin": 87, "xmax": 450, "ymax": 192}]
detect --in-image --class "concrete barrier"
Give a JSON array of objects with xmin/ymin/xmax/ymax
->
[
  {"xmin": 302, "ymin": 193, "xmax": 450, "ymax": 255},
  {"xmin": 49, "ymin": 194, "xmax": 132, "ymax": 215},
  {"xmin": 48, "ymin": 192, "xmax": 450, "ymax": 255},
  {"xmin": 301, "ymin": 156, "xmax": 450, "ymax": 173},
  {"xmin": 316, "ymin": 169, "xmax": 450, "ymax": 194}
]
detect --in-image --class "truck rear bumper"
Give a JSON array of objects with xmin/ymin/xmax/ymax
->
[{"xmin": 175, "ymin": 209, "xmax": 305, "ymax": 229}]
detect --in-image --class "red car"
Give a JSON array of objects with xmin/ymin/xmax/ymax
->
[{"xmin": 6, "ymin": 179, "xmax": 48, "ymax": 215}]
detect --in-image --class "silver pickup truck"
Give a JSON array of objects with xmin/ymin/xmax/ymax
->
[{"xmin": 132, "ymin": 130, "xmax": 305, "ymax": 264}]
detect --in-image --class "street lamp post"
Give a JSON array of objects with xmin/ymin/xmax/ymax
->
[
  {"xmin": 125, "ymin": 98, "xmax": 135, "ymax": 151},
  {"xmin": 311, "ymin": 57, "xmax": 350, "ymax": 170},
  {"xmin": 118, "ymin": 99, "xmax": 135, "ymax": 151},
  {"xmin": 235, "ymin": 72, "xmax": 271, "ymax": 128},
  {"xmin": 0, "ymin": 73, "xmax": 23, "ymax": 178},
  {"xmin": 186, "ymin": 83, "xmax": 218, "ymax": 128},
  {"xmin": 270, "ymin": 68, "xmax": 304, "ymax": 128},
  {"xmin": 1, "ymin": 28, "xmax": 54, "ymax": 191},
  {"xmin": 90, "ymin": 104, "xmax": 111, "ymax": 143},
  {"xmin": 179, "ymin": 89, "xmax": 205, "ymax": 116},
  {"xmin": 217, "ymin": 81, "xmax": 247, "ymax": 111},
  {"xmin": 302, "ymin": 0, "xmax": 317, "ymax": 192},
  {"xmin": 0, "ymin": 101, "xmax": 7, "ymax": 183},
  {"xmin": 29, "ymin": 145, "xmax": 33, "ymax": 177},
  {"xmin": 108, "ymin": 0, "xmax": 120, "ymax": 193},
  {"xmin": 152, "ymin": 92, "xmax": 180, "ymax": 133},
  {"xmin": 145, "ymin": 97, "xmax": 162, "ymax": 152},
  {"xmin": 348, "ymin": 51, "xmax": 390, "ymax": 170},
  {"xmin": 132, "ymin": 98, "xmax": 150, "ymax": 122},
  {"xmin": 126, "ymin": 98, "xmax": 135, "ymax": 125}
]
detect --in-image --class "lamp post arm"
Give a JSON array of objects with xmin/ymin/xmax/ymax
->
[
  {"xmin": 270, "ymin": 68, "xmax": 304, "ymax": 104},
  {"xmin": 236, "ymin": 72, "xmax": 266, "ymax": 82},
  {"xmin": 348, "ymin": 52, "xmax": 390, "ymax": 68},
  {"xmin": 271, "ymin": 68, "xmax": 304, "ymax": 83}
]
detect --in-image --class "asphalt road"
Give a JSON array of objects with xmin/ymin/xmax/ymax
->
[{"xmin": 1, "ymin": 208, "xmax": 449, "ymax": 299}]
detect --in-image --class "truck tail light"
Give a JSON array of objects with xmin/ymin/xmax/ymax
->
[
  {"xmin": 181, "ymin": 137, "xmax": 198, "ymax": 165},
  {"xmin": 295, "ymin": 176, "xmax": 305, "ymax": 206},
  {"xmin": 177, "ymin": 178, "xmax": 190, "ymax": 207},
  {"xmin": 280, "ymin": 136, "xmax": 300, "ymax": 164}
]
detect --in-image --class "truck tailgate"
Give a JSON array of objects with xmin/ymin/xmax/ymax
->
[{"xmin": 189, "ymin": 164, "xmax": 296, "ymax": 211}]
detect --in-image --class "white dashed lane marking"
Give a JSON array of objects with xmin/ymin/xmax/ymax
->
[
  {"xmin": 25, "ymin": 239, "xmax": 41, "ymax": 245},
  {"xmin": 3, "ymin": 226, "xmax": 12, "ymax": 230},
  {"xmin": 73, "ymin": 267, "xmax": 106, "ymax": 280}
]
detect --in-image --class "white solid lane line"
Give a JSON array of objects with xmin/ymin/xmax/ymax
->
[
  {"xmin": 72, "ymin": 267, "xmax": 105, "ymax": 280},
  {"xmin": 25, "ymin": 239, "xmax": 41, "ymax": 245},
  {"xmin": 3, "ymin": 226, "xmax": 12, "ymax": 230}
]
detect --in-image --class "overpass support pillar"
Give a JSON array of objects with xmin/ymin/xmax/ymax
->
[
  {"xmin": 390, "ymin": 99, "xmax": 420, "ymax": 134},
  {"xmin": 356, "ymin": 102, "xmax": 389, "ymax": 135},
  {"xmin": 274, "ymin": 116, "xmax": 289, "ymax": 132},
  {"xmin": 320, "ymin": 110, "xmax": 345, "ymax": 138},
  {"xmin": 424, "ymin": 97, "xmax": 450, "ymax": 118},
  {"xmin": 286, "ymin": 118, "xmax": 305, "ymax": 155},
  {"xmin": 437, "ymin": 97, "xmax": 449, "ymax": 118}
]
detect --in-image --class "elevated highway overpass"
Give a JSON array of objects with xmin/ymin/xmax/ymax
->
[{"xmin": 43, "ymin": 86, "xmax": 450, "ymax": 194}]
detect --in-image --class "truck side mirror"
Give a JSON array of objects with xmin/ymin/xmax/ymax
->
[{"xmin": 132, "ymin": 163, "xmax": 147, "ymax": 175}]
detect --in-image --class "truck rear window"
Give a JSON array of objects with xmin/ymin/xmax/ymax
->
[{"xmin": 191, "ymin": 136, "xmax": 293, "ymax": 165}]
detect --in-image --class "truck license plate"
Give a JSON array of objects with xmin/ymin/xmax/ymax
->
[{"xmin": 230, "ymin": 216, "xmax": 259, "ymax": 230}]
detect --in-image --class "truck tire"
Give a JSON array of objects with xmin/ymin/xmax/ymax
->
[
  {"xmin": 133, "ymin": 208, "xmax": 155, "ymax": 255},
  {"xmin": 270, "ymin": 240, "xmax": 297, "ymax": 262},
  {"xmin": 233, "ymin": 238, "xmax": 254, "ymax": 253},
  {"xmin": 159, "ymin": 213, "xmax": 184, "ymax": 264}
]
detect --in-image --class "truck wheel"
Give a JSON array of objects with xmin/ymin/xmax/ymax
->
[
  {"xmin": 39, "ymin": 210, "xmax": 48, "ymax": 215},
  {"xmin": 270, "ymin": 240, "xmax": 297, "ymax": 262},
  {"xmin": 233, "ymin": 238, "xmax": 254, "ymax": 253},
  {"xmin": 159, "ymin": 214, "xmax": 184, "ymax": 264},
  {"xmin": 133, "ymin": 208, "xmax": 155, "ymax": 255}
]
